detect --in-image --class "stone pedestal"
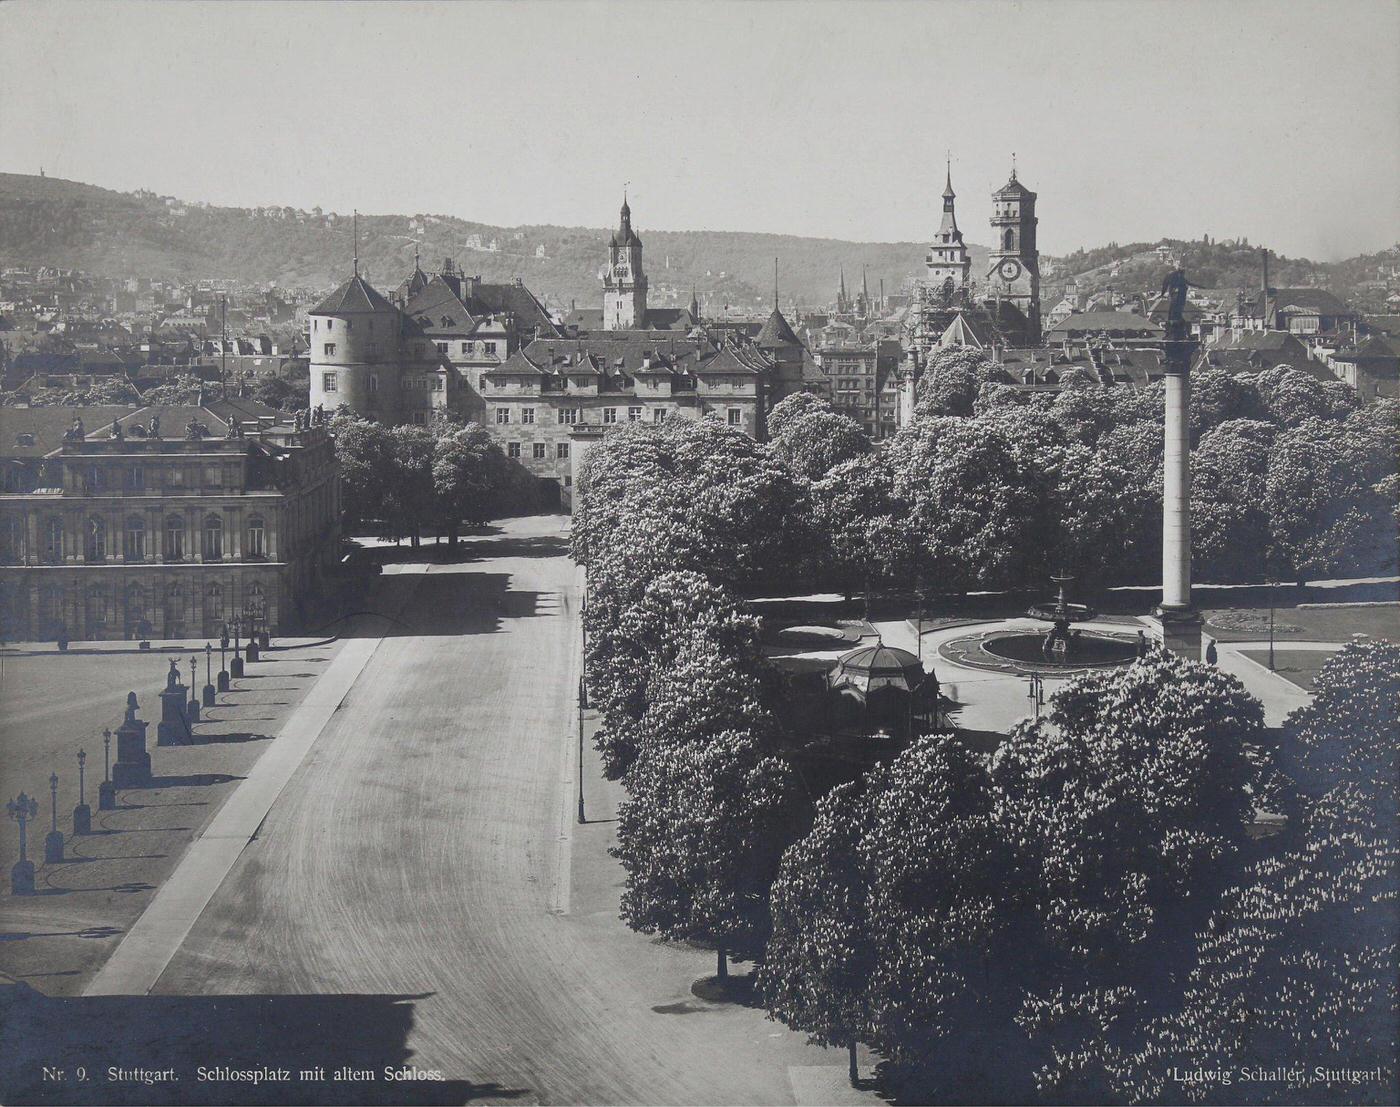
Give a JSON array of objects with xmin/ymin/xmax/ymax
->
[
  {"xmin": 186, "ymin": 698, "xmax": 201, "ymax": 726},
  {"xmin": 112, "ymin": 713, "xmax": 152, "ymax": 787},
  {"xmin": 258, "ymin": 630, "xmax": 270, "ymax": 649},
  {"xmin": 203, "ymin": 683, "xmax": 216, "ymax": 707},
  {"xmin": 217, "ymin": 669, "xmax": 230, "ymax": 692},
  {"xmin": 1145, "ymin": 609, "xmax": 1204, "ymax": 661},
  {"xmin": 44, "ymin": 829, "xmax": 64, "ymax": 863},
  {"xmin": 157, "ymin": 685, "xmax": 191, "ymax": 745},
  {"xmin": 73, "ymin": 803, "xmax": 91, "ymax": 835},
  {"xmin": 230, "ymin": 656, "xmax": 244, "ymax": 679},
  {"xmin": 98, "ymin": 781, "xmax": 117, "ymax": 810},
  {"xmin": 245, "ymin": 640, "xmax": 259, "ymax": 663},
  {"xmin": 10, "ymin": 859, "xmax": 35, "ymax": 895}
]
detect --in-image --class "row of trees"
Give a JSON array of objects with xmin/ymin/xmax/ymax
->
[
  {"xmin": 575, "ymin": 403, "xmax": 1396, "ymax": 1101},
  {"xmin": 760, "ymin": 641, "xmax": 1396, "ymax": 1102},
  {"xmin": 575, "ymin": 418, "xmax": 811, "ymax": 975},
  {"xmin": 766, "ymin": 350, "xmax": 1397, "ymax": 592},
  {"xmin": 330, "ymin": 409, "xmax": 524, "ymax": 545}
]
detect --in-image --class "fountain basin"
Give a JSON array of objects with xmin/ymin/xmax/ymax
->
[{"xmin": 982, "ymin": 631, "xmax": 1137, "ymax": 668}]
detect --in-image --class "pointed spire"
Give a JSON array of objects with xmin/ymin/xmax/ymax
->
[
  {"xmin": 689, "ymin": 284, "xmax": 700, "ymax": 320},
  {"xmin": 353, "ymin": 209, "xmax": 360, "ymax": 276},
  {"xmin": 861, "ymin": 265, "xmax": 869, "ymax": 301},
  {"xmin": 839, "ymin": 266, "xmax": 847, "ymax": 299},
  {"xmin": 943, "ymin": 152, "xmax": 954, "ymax": 199},
  {"xmin": 773, "ymin": 257, "xmax": 779, "ymax": 312}
]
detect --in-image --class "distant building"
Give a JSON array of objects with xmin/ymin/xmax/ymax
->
[
  {"xmin": 1044, "ymin": 310, "xmax": 1164, "ymax": 345},
  {"xmin": 0, "ymin": 401, "xmax": 340, "ymax": 641},
  {"xmin": 1328, "ymin": 335, "xmax": 1399, "ymax": 400}
]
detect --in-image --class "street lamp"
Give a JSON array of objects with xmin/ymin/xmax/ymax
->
[
  {"xmin": 230, "ymin": 617, "xmax": 244, "ymax": 678},
  {"xmin": 7, "ymin": 792, "xmax": 39, "ymax": 894},
  {"xmin": 100, "ymin": 727, "xmax": 116, "ymax": 810},
  {"xmin": 45, "ymin": 772, "xmax": 64, "ymax": 863},
  {"xmin": 1267, "ymin": 577, "xmax": 1277, "ymax": 671},
  {"xmin": 218, "ymin": 625, "xmax": 230, "ymax": 692},
  {"xmin": 203, "ymin": 642, "xmax": 216, "ymax": 706},
  {"xmin": 73, "ymin": 749, "xmax": 91, "ymax": 834}
]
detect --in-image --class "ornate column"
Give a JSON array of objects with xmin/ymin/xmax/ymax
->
[{"xmin": 1148, "ymin": 268, "xmax": 1203, "ymax": 659}]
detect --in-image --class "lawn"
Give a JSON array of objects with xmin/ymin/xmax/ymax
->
[{"xmin": 1238, "ymin": 648, "xmax": 1338, "ymax": 692}]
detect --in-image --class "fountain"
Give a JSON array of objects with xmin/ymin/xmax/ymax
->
[{"xmin": 945, "ymin": 573, "xmax": 1139, "ymax": 673}]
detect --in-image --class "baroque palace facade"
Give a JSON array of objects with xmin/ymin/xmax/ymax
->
[{"xmin": 0, "ymin": 400, "xmax": 340, "ymax": 642}]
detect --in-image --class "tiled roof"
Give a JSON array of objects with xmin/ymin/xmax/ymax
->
[
  {"xmin": 756, "ymin": 308, "xmax": 801, "ymax": 348},
  {"xmin": 310, "ymin": 274, "xmax": 397, "ymax": 316},
  {"xmin": 2, "ymin": 406, "xmax": 134, "ymax": 458},
  {"xmin": 404, "ymin": 276, "xmax": 476, "ymax": 335},
  {"xmin": 1046, "ymin": 310, "xmax": 1163, "ymax": 337},
  {"xmin": 460, "ymin": 281, "xmax": 560, "ymax": 339}
]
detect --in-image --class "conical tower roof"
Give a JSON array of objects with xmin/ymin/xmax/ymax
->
[
  {"xmin": 311, "ymin": 273, "xmax": 396, "ymax": 316},
  {"xmin": 756, "ymin": 307, "xmax": 801, "ymax": 348}
]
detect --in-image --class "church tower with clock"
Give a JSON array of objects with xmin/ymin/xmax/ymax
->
[
  {"xmin": 602, "ymin": 194, "xmax": 648, "ymax": 330},
  {"xmin": 986, "ymin": 162, "xmax": 1041, "ymax": 343}
]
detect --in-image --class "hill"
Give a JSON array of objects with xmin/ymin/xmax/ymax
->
[{"xmin": 0, "ymin": 172, "xmax": 975, "ymax": 311}]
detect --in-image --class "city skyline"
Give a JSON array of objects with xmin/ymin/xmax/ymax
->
[{"xmin": 1, "ymin": 0, "xmax": 1397, "ymax": 261}]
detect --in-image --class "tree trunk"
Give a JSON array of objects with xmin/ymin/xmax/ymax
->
[
  {"xmin": 847, "ymin": 1040, "xmax": 859, "ymax": 1087},
  {"xmin": 716, "ymin": 946, "xmax": 728, "ymax": 979}
]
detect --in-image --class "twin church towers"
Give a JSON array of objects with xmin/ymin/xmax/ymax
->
[{"xmin": 923, "ymin": 159, "xmax": 1041, "ymax": 342}]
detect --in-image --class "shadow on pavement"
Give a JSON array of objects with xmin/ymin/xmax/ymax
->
[{"xmin": 0, "ymin": 984, "xmax": 530, "ymax": 1105}]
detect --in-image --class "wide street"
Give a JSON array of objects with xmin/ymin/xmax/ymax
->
[{"xmin": 112, "ymin": 515, "xmax": 866, "ymax": 1106}]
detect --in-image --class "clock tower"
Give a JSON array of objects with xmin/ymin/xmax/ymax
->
[
  {"xmin": 986, "ymin": 161, "xmax": 1041, "ymax": 343},
  {"xmin": 602, "ymin": 194, "xmax": 648, "ymax": 330}
]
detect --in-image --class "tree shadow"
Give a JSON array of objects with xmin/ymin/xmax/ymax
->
[{"xmin": 0, "ymin": 985, "xmax": 530, "ymax": 1105}]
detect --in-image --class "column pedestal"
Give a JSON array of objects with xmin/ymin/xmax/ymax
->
[
  {"xmin": 112, "ymin": 714, "xmax": 152, "ymax": 787},
  {"xmin": 1145, "ymin": 608, "xmax": 1204, "ymax": 661},
  {"xmin": 44, "ymin": 830, "xmax": 65, "ymax": 863},
  {"xmin": 10, "ymin": 860, "xmax": 35, "ymax": 895},
  {"xmin": 230, "ymin": 656, "xmax": 244, "ymax": 678},
  {"xmin": 73, "ymin": 803, "xmax": 91, "ymax": 835},
  {"xmin": 157, "ymin": 685, "xmax": 191, "ymax": 745},
  {"xmin": 203, "ymin": 683, "xmax": 216, "ymax": 707},
  {"xmin": 217, "ymin": 669, "xmax": 230, "ymax": 692},
  {"xmin": 98, "ymin": 781, "xmax": 117, "ymax": 810}
]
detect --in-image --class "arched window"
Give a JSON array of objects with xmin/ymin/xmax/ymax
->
[
  {"xmin": 247, "ymin": 515, "xmax": 266, "ymax": 559},
  {"xmin": 164, "ymin": 515, "xmax": 186, "ymax": 561},
  {"xmin": 45, "ymin": 516, "xmax": 63, "ymax": 562},
  {"xmin": 124, "ymin": 516, "xmax": 146, "ymax": 561},
  {"xmin": 1003, "ymin": 228, "xmax": 1015, "ymax": 251},
  {"xmin": 86, "ymin": 516, "xmax": 107, "ymax": 561},
  {"xmin": 202, "ymin": 514, "xmax": 224, "ymax": 560},
  {"xmin": 40, "ymin": 585, "xmax": 62, "ymax": 633}
]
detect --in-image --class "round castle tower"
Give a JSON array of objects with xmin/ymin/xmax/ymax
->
[{"xmin": 307, "ymin": 273, "xmax": 402, "ymax": 415}]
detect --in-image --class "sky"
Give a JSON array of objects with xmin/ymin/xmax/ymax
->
[{"xmin": 1, "ymin": 0, "xmax": 1397, "ymax": 261}]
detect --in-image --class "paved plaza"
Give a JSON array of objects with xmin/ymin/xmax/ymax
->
[{"xmin": 3, "ymin": 515, "xmax": 1390, "ymax": 1105}]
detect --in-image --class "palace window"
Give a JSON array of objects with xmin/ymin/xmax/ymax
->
[
  {"xmin": 205, "ymin": 582, "xmax": 223, "ymax": 622},
  {"xmin": 322, "ymin": 372, "xmax": 338, "ymax": 392},
  {"xmin": 436, "ymin": 342, "xmax": 448, "ymax": 355},
  {"xmin": 484, "ymin": 342, "xmax": 498, "ymax": 357},
  {"xmin": 558, "ymin": 408, "xmax": 579, "ymax": 425},
  {"xmin": 324, "ymin": 343, "xmax": 336, "ymax": 357},
  {"xmin": 496, "ymin": 407, "xmax": 510, "ymax": 424},
  {"xmin": 124, "ymin": 516, "xmax": 146, "ymax": 561},
  {"xmin": 652, "ymin": 408, "xmax": 666, "ymax": 423},
  {"xmin": 86, "ymin": 516, "xmax": 107, "ymax": 561},
  {"xmin": 202, "ymin": 514, "xmax": 224, "ymax": 560},
  {"xmin": 522, "ymin": 408, "xmax": 536, "ymax": 424},
  {"xmin": 44, "ymin": 516, "xmax": 63, "ymax": 562},
  {"xmin": 247, "ymin": 516, "xmax": 266, "ymax": 559},
  {"xmin": 556, "ymin": 442, "xmax": 570, "ymax": 459},
  {"xmin": 164, "ymin": 515, "xmax": 186, "ymax": 561},
  {"xmin": 507, "ymin": 442, "xmax": 521, "ymax": 458},
  {"xmin": 461, "ymin": 342, "xmax": 470, "ymax": 355},
  {"xmin": 628, "ymin": 406, "xmax": 642, "ymax": 422},
  {"xmin": 0, "ymin": 517, "xmax": 23, "ymax": 563},
  {"xmin": 727, "ymin": 408, "xmax": 743, "ymax": 426},
  {"xmin": 602, "ymin": 408, "xmax": 618, "ymax": 424},
  {"xmin": 533, "ymin": 443, "xmax": 547, "ymax": 460},
  {"xmin": 127, "ymin": 465, "xmax": 145, "ymax": 490}
]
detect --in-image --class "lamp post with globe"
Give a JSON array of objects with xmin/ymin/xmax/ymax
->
[{"xmin": 7, "ymin": 792, "xmax": 39, "ymax": 894}]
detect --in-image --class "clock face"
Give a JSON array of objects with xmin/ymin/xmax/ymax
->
[{"xmin": 998, "ymin": 259, "xmax": 1022, "ymax": 282}]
